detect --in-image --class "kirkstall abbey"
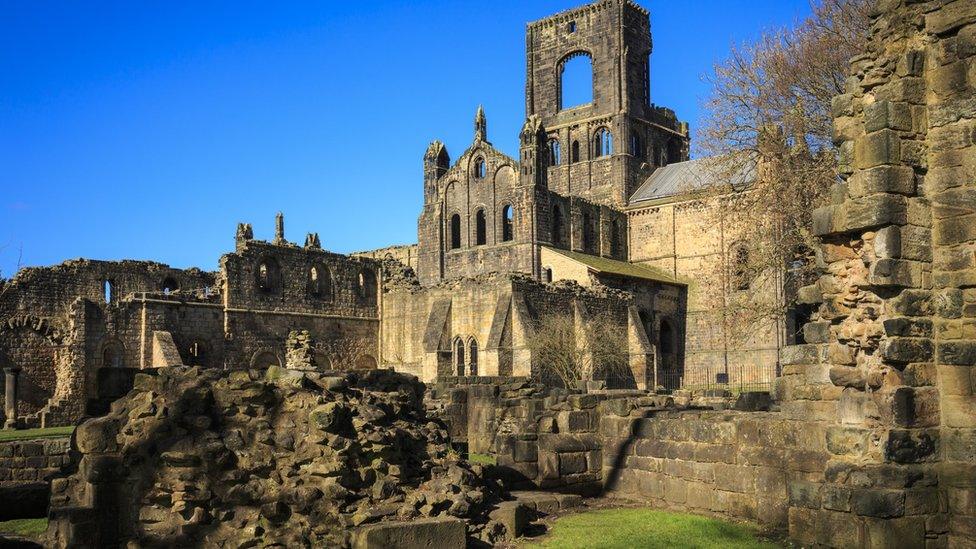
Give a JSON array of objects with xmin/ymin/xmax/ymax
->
[{"xmin": 0, "ymin": 0, "xmax": 795, "ymax": 428}]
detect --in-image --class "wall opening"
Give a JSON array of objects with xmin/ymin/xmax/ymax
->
[
  {"xmin": 582, "ymin": 212, "xmax": 593, "ymax": 252},
  {"xmin": 476, "ymin": 209, "xmax": 487, "ymax": 245},
  {"xmin": 659, "ymin": 319, "xmax": 675, "ymax": 360},
  {"xmin": 161, "ymin": 277, "xmax": 178, "ymax": 296},
  {"xmin": 102, "ymin": 342, "xmax": 123, "ymax": 368},
  {"xmin": 571, "ymin": 140, "xmax": 580, "ymax": 163},
  {"xmin": 630, "ymin": 131, "xmax": 643, "ymax": 160},
  {"xmin": 468, "ymin": 339, "xmax": 478, "ymax": 376},
  {"xmin": 187, "ymin": 341, "xmax": 206, "ymax": 366},
  {"xmin": 454, "ymin": 338, "xmax": 466, "ymax": 376},
  {"xmin": 256, "ymin": 258, "xmax": 281, "ymax": 294},
  {"xmin": 560, "ymin": 52, "xmax": 593, "ymax": 110},
  {"xmin": 103, "ymin": 279, "xmax": 115, "ymax": 304},
  {"xmin": 548, "ymin": 139, "xmax": 561, "ymax": 166},
  {"xmin": 594, "ymin": 127, "xmax": 613, "ymax": 157},
  {"xmin": 473, "ymin": 157, "xmax": 486, "ymax": 179},
  {"xmin": 358, "ymin": 269, "xmax": 375, "ymax": 300},
  {"xmin": 543, "ymin": 267, "xmax": 553, "ymax": 283},
  {"xmin": 450, "ymin": 214, "xmax": 462, "ymax": 249},
  {"xmin": 732, "ymin": 244, "xmax": 751, "ymax": 291},
  {"xmin": 552, "ymin": 206, "xmax": 564, "ymax": 245},
  {"xmin": 501, "ymin": 205, "xmax": 514, "ymax": 242},
  {"xmin": 610, "ymin": 219, "xmax": 621, "ymax": 257}
]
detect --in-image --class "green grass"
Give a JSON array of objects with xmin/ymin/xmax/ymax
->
[
  {"xmin": 0, "ymin": 518, "xmax": 47, "ymax": 538},
  {"xmin": 524, "ymin": 508, "xmax": 781, "ymax": 549},
  {"xmin": 468, "ymin": 452, "xmax": 497, "ymax": 466},
  {"xmin": 0, "ymin": 426, "xmax": 74, "ymax": 442}
]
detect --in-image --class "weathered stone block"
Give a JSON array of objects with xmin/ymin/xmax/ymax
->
[
  {"xmin": 789, "ymin": 480, "xmax": 822, "ymax": 509},
  {"xmin": 352, "ymin": 517, "xmax": 466, "ymax": 549},
  {"xmin": 885, "ymin": 429, "xmax": 939, "ymax": 464},
  {"xmin": 864, "ymin": 100, "xmax": 912, "ymax": 132},
  {"xmin": 855, "ymin": 129, "xmax": 902, "ymax": 169},
  {"xmin": 558, "ymin": 452, "xmax": 587, "ymax": 475},
  {"xmin": 880, "ymin": 337, "xmax": 934, "ymax": 364},
  {"xmin": 852, "ymin": 488, "xmax": 906, "ymax": 518},
  {"xmin": 937, "ymin": 341, "xmax": 976, "ymax": 365},
  {"xmin": 826, "ymin": 425, "xmax": 872, "ymax": 457}
]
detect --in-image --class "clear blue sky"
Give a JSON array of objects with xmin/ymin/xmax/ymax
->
[{"xmin": 0, "ymin": 0, "xmax": 812, "ymax": 277}]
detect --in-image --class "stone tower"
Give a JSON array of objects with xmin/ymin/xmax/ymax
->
[{"xmin": 525, "ymin": 0, "xmax": 690, "ymax": 207}]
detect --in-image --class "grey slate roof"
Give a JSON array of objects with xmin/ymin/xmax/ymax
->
[{"xmin": 629, "ymin": 156, "xmax": 756, "ymax": 204}]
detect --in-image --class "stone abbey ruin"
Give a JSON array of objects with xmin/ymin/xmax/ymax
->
[{"xmin": 1, "ymin": 0, "xmax": 975, "ymax": 547}]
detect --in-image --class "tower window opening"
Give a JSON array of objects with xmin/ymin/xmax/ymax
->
[
  {"xmin": 476, "ymin": 209, "xmax": 487, "ymax": 245},
  {"xmin": 103, "ymin": 279, "xmax": 115, "ymax": 304},
  {"xmin": 502, "ymin": 205, "xmax": 514, "ymax": 242},
  {"xmin": 595, "ymin": 128, "xmax": 613, "ymax": 157},
  {"xmin": 560, "ymin": 52, "xmax": 593, "ymax": 110},
  {"xmin": 571, "ymin": 140, "xmax": 580, "ymax": 163},
  {"xmin": 548, "ymin": 139, "xmax": 561, "ymax": 166},
  {"xmin": 450, "ymin": 213, "xmax": 462, "ymax": 249},
  {"xmin": 473, "ymin": 157, "xmax": 486, "ymax": 179}
]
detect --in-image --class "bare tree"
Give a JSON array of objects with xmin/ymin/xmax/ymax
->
[
  {"xmin": 697, "ymin": 0, "xmax": 871, "ymax": 341},
  {"xmin": 527, "ymin": 311, "xmax": 630, "ymax": 391}
]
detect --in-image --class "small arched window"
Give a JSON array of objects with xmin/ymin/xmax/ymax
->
[
  {"xmin": 630, "ymin": 132, "xmax": 643, "ymax": 159},
  {"xmin": 473, "ymin": 157, "xmax": 486, "ymax": 179},
  {"xmin": 187, "ymin": 341, "xmax": 205, "ymax": 366},
  {"xmin": 161, "ymin": 277, "xmax": 178, "ymax": 296},
  {"xmin": 468, "ymin": 339, "xmax": 478, "ymax": 376},
  {"xmin": 552, "ymin": 206, "xmax": 564, "ymax": 246},
  {"xmin": 571, "ymin": 140, "xmax": 580, "ymax": 163},
  {"xmin": 358, "ymin": 269, "xmax": 375, "ymax": 299},
  {"xmin": 454, "ymin": 338, "xmax": 466, "ymax": 376},
  {"xmin": 102, "ymin": 342, "xmax": 123, "ymax": 368},
  {"xmin": 548, "ymin": 139, "xmax": 561, "ymax": 166},
  {"xmin": 594, "ymin": 128, "xmax": 613, "ymax": 157},
  {"xmin": 501, "ymin": 205, "xmax": 514, "ymax": 242},
  {"xmin": 450, "ymin": 213, "xmax": 462, "ymax": 249},
  {"xmin": 103, "ymin": 279, "xmax": 115, "ymax": 304},
  {"xmin": 568, "ymin": 21, "xmax": 577, "ymax": 33},
  {"xmin": 256, "ymin": 258, "xmax": 280, "ymax": 293},
  {"xmin": 659, "ymin": 319, "xmax": 675, "ymax": 358},
  {"xmin": 582, "ymin": 212, "xmax": 593, "ymax": 252},
  {"xmin": 475, "ymin": 209, "xmax": 487, "ymax": 246},
  {"xmin": 733, "ymin": 245, "xmax": 751, "ymax": 291},
  {"xmin": 309, "ymin": 265, "xmax": 332, "ymax": 298}
]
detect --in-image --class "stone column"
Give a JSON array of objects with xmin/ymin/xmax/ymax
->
[{"xmin": 3, "ymin": 367, "xmax": 21, "ymax": 430}]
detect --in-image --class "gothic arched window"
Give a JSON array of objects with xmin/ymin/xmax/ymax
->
[
  {"xmin": 552, "ymin": 206, "xmax": 564, "ymax": 246},
  {"xmin": 450, "ymin": 214, "xmax": 462, "ymax": 249},
  {"xmin": 501, "ymin": 205, "xmax": 514, "ymax": 242},
  {"xmin": 594, "ymin": 127, "xmax": 613, "ymax": 157},
  {"xmin": 475, "ymin": 209, "xmax": 487, "ymax": 245},
  {"xmin": 548, "ymin": 139, "xmax": 561, "ymax": 166},
  {"xmin": 473, "ymin": 157, "xmax": 486, "ymax": 179}
]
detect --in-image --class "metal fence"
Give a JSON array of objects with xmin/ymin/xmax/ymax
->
[{"xmin": 655, "ymin": 361, "xmax": 780, "ymax": 395}]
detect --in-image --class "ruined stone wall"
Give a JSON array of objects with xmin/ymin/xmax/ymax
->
[
  {"xmin": 353, "ymin": 244, "xmax": 419, "ymax": 272},
  {"xmin": 628, "ymin": 196, "xmax": 784, "ymax": 387},
  {"xmin": 0, "ymin": 260, "xmax": 216, "ymax": 426},
  {"xmin": 220, "ymin": 238, "xmax": 381, "ymax": 370}
]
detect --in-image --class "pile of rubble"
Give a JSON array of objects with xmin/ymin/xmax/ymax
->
[{"xmin": 48, "ymin": 366, "xmax": 515, "ymax": 547}]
